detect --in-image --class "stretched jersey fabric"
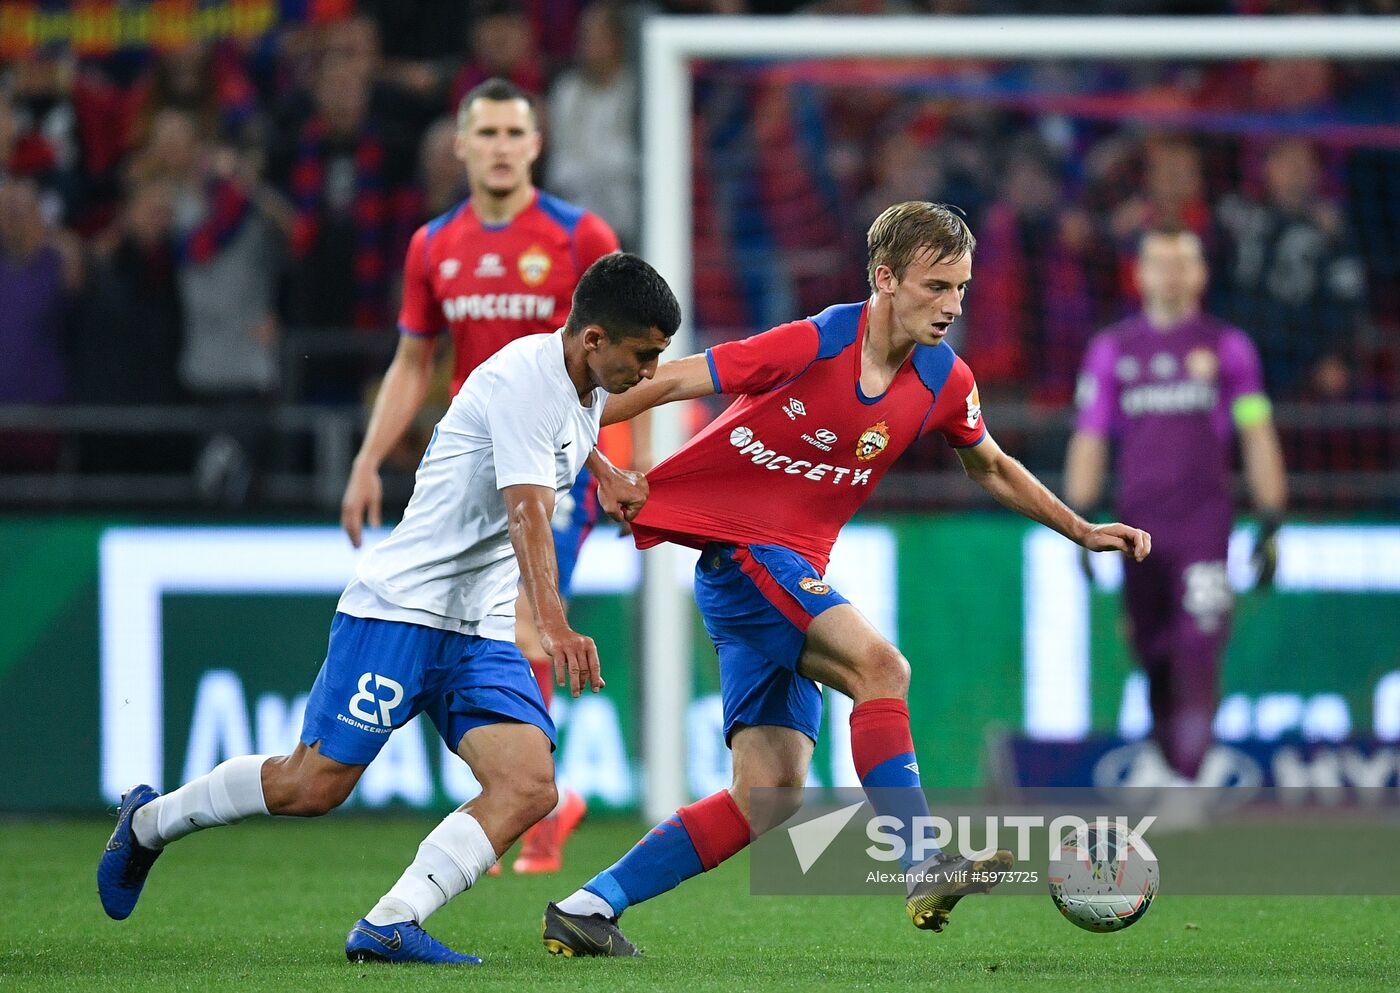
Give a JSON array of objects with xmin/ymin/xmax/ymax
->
[
  {"xmin": 1074, "ymin": 311, "xmax": 1266, "ymax": 538},
  {"xmin": 631, "ymin": 301, "xmax": 985, "ymax": 574},
  {"xmin": 397, "ymin": 190, "xmax": 619, "ymax": 392}
]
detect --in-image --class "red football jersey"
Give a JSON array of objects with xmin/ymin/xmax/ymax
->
[
  {"xmin": 398, "ymin": 190, "xmax": 619, "ymax": 391},
  {"xmin": 631, "ymin": 301, "xmax": 986, "ymax": 574}
]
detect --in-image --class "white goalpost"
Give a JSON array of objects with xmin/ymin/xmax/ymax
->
[{"xmin": 636, "ymin": 14, "xmax": 1400, "ymax": 821}]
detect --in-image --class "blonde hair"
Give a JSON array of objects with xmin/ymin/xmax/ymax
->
[{"xmin": 866, "ymin": 201, "xmax": 975, "ymax": 291}]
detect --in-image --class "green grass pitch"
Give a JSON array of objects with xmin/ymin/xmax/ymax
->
[{"xmin": 7, "ymin": 816, "xmax": 1398, "ymax": 992}]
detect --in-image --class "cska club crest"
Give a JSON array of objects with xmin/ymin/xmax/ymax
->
[
  {"xmin": 855, "ymin": 420, "xmax": 890, "ymax": 461},
  {"xmin": 518, "ymin": 246, "xmax": 551, "ymax": 287},
  {"xmin": 798, "ymin": 577, "xmax": 831, "ymax": 595}
]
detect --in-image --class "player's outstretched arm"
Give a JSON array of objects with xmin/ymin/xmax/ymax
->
[
  {"xmin": 958, "ymin": 433, "xmax": 1151, "ymax": 561},
  {"xmin": 503, "ymin": 483, "xmax": 603, "ymax": 697},
  {"xmin": 1063, "ymin": 430, "xmax": 1111, "ymax": 580},
  {"xmin": 341, "ymin": 333, "xmax": 439, "ymax": 547},
  {"xmin": 1063, "ymin": 431, "xmax": 1109, "ymax": 514},
  {"xmin": 600, "ymin": 354, "xmax": 717, "ymax": 427}
]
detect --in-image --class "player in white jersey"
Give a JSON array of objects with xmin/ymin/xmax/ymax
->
[{"xmin": 98, "ymin": 254, "xmax": 681, "ymax": 965}]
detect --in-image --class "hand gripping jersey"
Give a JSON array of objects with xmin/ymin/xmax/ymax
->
[
  {"xmin": 631, "ymin": 301, "xmax": 986, "ymax": 574},
  {"xmin": 397, "ymin": 190, "xmax": 619, "ymax": 392},
  {"xmin": 1074, "ymin": 311, "xmax": 1267, "ymax": 539}
]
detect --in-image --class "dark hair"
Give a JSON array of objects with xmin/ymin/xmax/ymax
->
[
  {"xmin": 565, "ymin": 253, "xmax": 682, "ymax": 342},
  {"xmin": 456, "ymin": 77, "xmax": 538, "ymax": 129}
]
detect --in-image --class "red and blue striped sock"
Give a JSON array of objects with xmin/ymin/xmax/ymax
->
[
  {"xmin": 851, "ymin": 698, "xmax": 935, "ymax": 870},
  {"xmin": 581, "ymin": 791, "xmax": 750, "ymax": 914}
]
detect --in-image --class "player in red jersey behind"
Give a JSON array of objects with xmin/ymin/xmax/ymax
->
[
  {"xmin": 340, "ymin": 78, "xmax": 619, "ymax": 874},
  {"xmin": 541, "ymin": 202, "xmax": 1152, "ymax": 956}
]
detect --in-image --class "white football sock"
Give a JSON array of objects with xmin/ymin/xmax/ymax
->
[
  {"xmin": 131, "ymin": 754, "xmax": 271, "ymax": 849},
  {"xmin": 365, "ymin": 811, "xmax": 497, "ymax": 926},
  {"xmin": 557, "ymin": 889, "xmax": 617, "ymax": 918}
]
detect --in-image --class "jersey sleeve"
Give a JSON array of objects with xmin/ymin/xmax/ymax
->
[
  {"xmin": 1073, "ymin": 333, "xmax": 1119, "ymax": 437},
  {"xmin": 572, "ymin": 212, "xmax": 621, "ymax": 272},
  {"xmin": 922, "ymin": 356, "xmax": 988, "ymax": 447},
  {"xmin": 705, "ymin": 320, "xmax": 822, "ymax": 395},
  {"xmin": 1218, "ymin": 327, "xmax": 1272, "ymax": 428},
  {"xmin": 397, "ymin": 225, "xmax": 445, "ymax": 338},
  {"xmin": 485, "ymin": 370, "xmax": 566, "ymax": 490}
]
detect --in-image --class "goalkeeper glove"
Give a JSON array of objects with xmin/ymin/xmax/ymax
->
[{"xmin": 1251, "ymin": 512, "xmax": 1282, "ymax": 590}]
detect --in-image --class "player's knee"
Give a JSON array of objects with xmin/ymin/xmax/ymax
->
[
  {"xmin": 743, "ymin": 774, "xmax": 806, "ymax": 827},
  {"xmin": 514, "ymin": 770, "xmax": 558, "ymax": 824},
  {"xmin": 731, "ymin": 761, "xmax": 807, "ymax": 829},
  {"xmin": 857, "ymin": 642, "xmax": 910, "ymax": 699}
]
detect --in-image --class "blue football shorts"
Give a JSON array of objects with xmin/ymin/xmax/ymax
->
[
  {"xmin": 299, "ymin": 612, "xmax": 556, "ymax": 766},
  {"xmin": 693, "ymin": 541, "xmax": 850, "ymax": 746}
]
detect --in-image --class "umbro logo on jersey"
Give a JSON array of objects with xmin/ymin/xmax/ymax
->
[
  {"xmin": 472, "ymin": 253, "xmax": 503, "ymax": 278},
  {"xmin": 440, "ymin": 258, "xmax": 462, "ymax": 279},
  {"xmin": 783, "ymin": 397, "xmax": 807, "ymax": 419}
]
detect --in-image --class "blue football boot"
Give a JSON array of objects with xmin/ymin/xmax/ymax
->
[
  {"xmin": 345, "ymin": 918, "xmax": 483, "ymax": 965},
  {"xmin": 98, "ymin": 785, "xmax": 163, "ymax": 920}
]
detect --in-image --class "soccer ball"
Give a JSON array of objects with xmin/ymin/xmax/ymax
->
[{"xmin": 1047, "ymin": 823, "xmax": 1159, "ymax": 933}]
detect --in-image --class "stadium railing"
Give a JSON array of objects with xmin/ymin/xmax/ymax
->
[{"xmin": 1, "ymin": 396, "xmax": 1395, "ymax": 512}]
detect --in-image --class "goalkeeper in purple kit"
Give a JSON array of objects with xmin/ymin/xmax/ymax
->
[{"xmin": 1064, "ymin": 227, "xmax": 1288, "ymax": 782}]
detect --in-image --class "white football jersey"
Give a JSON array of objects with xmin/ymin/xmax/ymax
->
[{"xmin": 339, "ymin": 330, "xmax": 606, "ymax": 640}]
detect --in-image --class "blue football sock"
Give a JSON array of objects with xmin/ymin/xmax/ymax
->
[
  {"xmin": 581, "ymin": 791, "xmax": 751, "ymax": 915},
  {"xmin": 582, "ymin": 814, "xmax": 703, "ymax": 915},
  {"xmin": 852, "ymin": 698, "xmax": 936, "ymax": 870}
]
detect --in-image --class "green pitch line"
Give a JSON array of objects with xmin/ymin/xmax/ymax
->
[{"xmin": 6, "ymin": 817, "xmax": 1398, "ymax": 993}]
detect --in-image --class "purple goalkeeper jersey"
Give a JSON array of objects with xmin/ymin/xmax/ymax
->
[{"xmin": 1074, "ymin": 311, "xmax": 1266, "ymax": 539}]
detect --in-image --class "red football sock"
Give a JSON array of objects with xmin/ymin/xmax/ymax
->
[
  {"xmin": 849, "ymin": 698, "xmax": 916, "ymax": 780},
  {"xmin": 677, "ymin": 790, "xmax": 752, "ymax": 869},
  {"xmin": 529, "ymin": 658, "xmax": 553, "ymax": 710}
]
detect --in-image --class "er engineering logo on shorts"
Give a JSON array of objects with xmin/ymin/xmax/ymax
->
[{"xmin": 348, "ymin": 672, "xmax": 405, "ymax": 727}]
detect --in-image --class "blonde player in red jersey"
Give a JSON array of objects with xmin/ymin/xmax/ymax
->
[{"xmin": 543, "ymin": 202, "xmax": 1152, "ymax": 956}]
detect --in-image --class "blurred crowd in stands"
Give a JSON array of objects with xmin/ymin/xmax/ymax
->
[
  {"xmin": 0, "ymin": 0, "xmax": 1396, "ymax": 503},
  {"xmin": 0, "ymin": 2, "xmax": 642, "ymax": 431},
  {"xmin": 690, "ymin": 56, "xmax": 1397, "ymax": 409}
]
